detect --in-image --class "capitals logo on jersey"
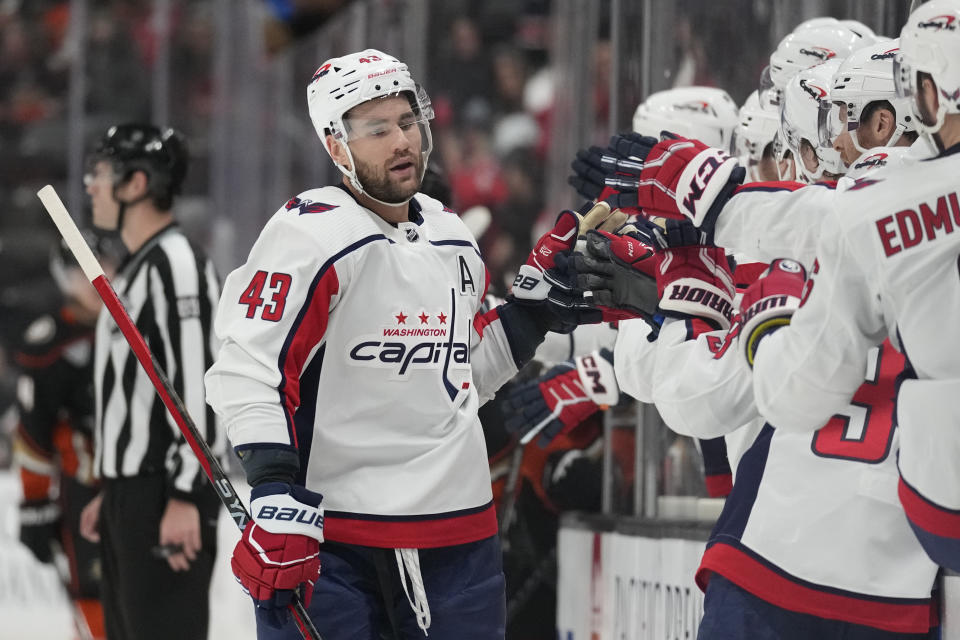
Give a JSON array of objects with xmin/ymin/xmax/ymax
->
[
  {"xmin": 346, "ymin": 289, "xmax": 471, "ymax": 400},
  {"xmin": 854, "ymin": 152, "xmax": 889, "ymax": 171},
  {"xmin": 285, "ymin": 197, "xmax": 338, "ymax": 215}
]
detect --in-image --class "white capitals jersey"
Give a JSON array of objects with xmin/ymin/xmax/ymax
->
[
  {"xmin": 616, "ymin": 271, "xmax": 938, "ymax": 631},
  {"xmin": 754, "ymin": 145, "xmax": 960, "ymax": 571},
  {"xmin": 713, "ymin": 139, "xmax": 930, "ymax": 269},
  {"xmin": 205, "ymin": 186, "xmax": 520, "ymax": 549}
]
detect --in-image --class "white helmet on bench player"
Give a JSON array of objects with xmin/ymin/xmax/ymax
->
[
  {"xmin": 732, "ymin": 90, "xmax": 780, "ymax": 168},
  {"xmin": 306, "ymin": 49, "xmax": 435, "ymax": 205},
  {"xmin": 894, "ymin": 0, "xmax": 960, "ymax": 141},
  {"xmin": 762, "ymin": 24, "xmax": 874, "ymax": 108},
  {"xmin": 631, "ymin": 86, "xmax": 740, "ymax": 149},
  {"xmin": 818, "ymin": 39, "xmax": 915, "ymax": 155},
  {"xmin": 780, "ymin": 58, "xmax": 846, "ymax": 182}
]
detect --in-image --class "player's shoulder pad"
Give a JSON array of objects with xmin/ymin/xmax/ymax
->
[
  {"xmin": 843, "ymin": 145, "xmax": 915, "ymax": 181},
  {"xmin": 413, "ymin": 192, "xmax": 481, "ymax": 251},
  {"xmin": 265, "ymin": 186, "xmax": 386, "ymax": 254}
]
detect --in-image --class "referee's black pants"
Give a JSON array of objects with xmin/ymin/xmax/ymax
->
[{"xmin": 99, "ymin": 474, "xmax": 219, "ymax": 640}]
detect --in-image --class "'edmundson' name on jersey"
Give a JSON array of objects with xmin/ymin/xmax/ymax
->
[{"xmin": 875, "ymin": 191, "xmax": 960, "ymax": 257}]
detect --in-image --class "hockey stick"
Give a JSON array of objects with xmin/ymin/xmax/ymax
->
[{"xmin": 37, "ymin": 185, "xmax": 323, "ymax": 640}]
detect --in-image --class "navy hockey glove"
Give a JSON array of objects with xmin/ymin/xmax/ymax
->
[
  {"xmin": 739, "ymin": 258, "xmax": 808, "ymax": 367},
  {"xmin": 232, "ymin": 483, "xmax": 324, "ymax": 628},
  {"xmin": 502, "ymin": 349, "xmax": 619, "ymax": 447},
  {"xmin": 568, "ymin": 133, "xmax": 651, "ymax": 212},
  {"xmin": 18, "ymin": 499, "xmax": 60, "ymax": 563}
]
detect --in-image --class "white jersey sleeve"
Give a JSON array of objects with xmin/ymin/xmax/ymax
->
[
  {"xmin": 612, "ymin": 318, "xmax": 658, "ymax": 403},
  {"xmin": 469, "ymin": 299, "xmax": 519, "ymax": 405},
  {"xmin": 204, "ymin": 192, "xmax": 353, "ymax": 449},
  {"xmin": 752, "ymin": 203, "xmax": 886, "ymax": 432},
  {"xmin": 713, "ymin": 182, "xmax": 837, "ymax": 267},
  {"xmin": 648, "ymin": 319, "xmax": 758, "ymax": 439}
]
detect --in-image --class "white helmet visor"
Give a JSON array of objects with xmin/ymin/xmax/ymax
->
[
  {"xmin": 817, "ymin": 99, "xmax": 849, "ymax": 147},
  {"xmin": 893, "ymin": 52, "xmax": 915, "ymax": 100}
]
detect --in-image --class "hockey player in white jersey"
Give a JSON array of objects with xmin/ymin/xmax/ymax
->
[
  {"xmin": 572, "ymin": 43, "xmax": 943, "ymax": 636},
  {"xmin": 758, "ymin": 22, "xmax": 874, "ymax": 181},
  {"xmin": 730, "ymin": 90, "xmax": 781, "ymax": 182},
  {"xmin": 749, "ymin": 0, "xmax": 960, "ymax": 572},
  {"xmin": 204, "ymin": 49, "xmax": 604, "ymax": 640},
  {"xmin": 554, "ymin": 86, "xmax": 748, "ymax": 495},
  {"xmin": 819, "ymin": 39, "xmax": 919, "ymax": 173}
]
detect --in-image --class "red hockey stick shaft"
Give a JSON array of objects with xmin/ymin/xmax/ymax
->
[{"xmin": 38, "ymin": 185, "xmax": 322, "ymax": 640}]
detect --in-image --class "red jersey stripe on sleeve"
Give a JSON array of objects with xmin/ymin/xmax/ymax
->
[
  {"xmin": 898, "ymin": 475, "xmax": 960, "ymax": 539},
  {"xmin": 473, "ymin": 307, "xmax": 500, "ymax": 338},
  {"xmin": 278, "ymin": 265, "xmax": 340, "ymax": 447}
]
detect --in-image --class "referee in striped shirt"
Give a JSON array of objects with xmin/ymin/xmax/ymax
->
[{"xmin": 77, "ymin": 124, "xmax": 224, "ymax": 640}]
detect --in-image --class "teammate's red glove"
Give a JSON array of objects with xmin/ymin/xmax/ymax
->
[
  {"xmin": 502, "ymin": 349, "xmax": 619, "ymax": 447},
  {"xmin": 573, "ymin": 230, "xmax": 660, "ymax": 326},
  {"xmin": 513, "ymin": 202, "xmax": 634, "ymax": 331},
  {"xmin": 232, "ymin": 483, "xmax": 324, "ymax": 628},
  {"xmin": 513, "ymin": 210, "xmax": 582, "ymax": 303},
  {"xmin": 739, "ymin": 258, "xmax": 808, "ymax": 367},
  {"xmin": 632, "ymin": 218, "xmax": 736, "ymax": 330},
  {"xmin": 633, "ymin": 135, "xmax": 745, "ymax": 232}
]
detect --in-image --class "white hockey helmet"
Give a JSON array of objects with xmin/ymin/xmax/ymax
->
[
  {"xmin": 764, "ymin": 25, "xmax": 875, "ymax": 105},
  {"xmin": 732, "ymin": 90, "xmax": 781, "ymax": 165},
  {"xmin": 793, "ymin": 16, "xmax": 840, "ymax": 32},
  {"xmin": 818, "ymin": 39, "xmax": 915, "ymax": 154},
  {"xmin": 894, "ymin": 0, "xmax": 960, "ymax": 138},
  {"xmin": 631, "ymin": 86, "xmax": 740, "ymax": 149},
  {"xmin": 780, "ymin": 59, "xmax": 847, "ymax": 182},
  {"xmin": 306, "ymin": 49, "xmax": 435, "ymax": 204},
  {"xmin": 839, "ymin": 19, "xmax": 877, "ymax": 41}
]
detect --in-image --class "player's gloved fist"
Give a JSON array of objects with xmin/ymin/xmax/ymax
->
[
  {"xmin": 631, "ymin": 218, "xmax": 736, "ymax": 330},
  {"xmin": 572, "ymin": 230, "xmax": 660, "ymax": 328},
  {"xmin": 502, "ymin": 349, "xmax": 619, "ymax": 447},
  {"xmin": 18, "ymin": 499, "xmax": 61, "ymax": 563},
  {"xmin": 568, "ymin": 133, "xmax": 653, "ymax": 213},
  {"xmin": 739, "ymin": 258, "xmax": 808, "ymax": 367},
  {"xmin": 232, "ymin": 482, "xmax": 324, "ymax": 629},
  {"xmin": 634, "ymin": 135, "xmax": 745, "ymax": 233},
  {"xmin": 513, "ymin": 209, "xmax": 582, "ymax": 304},
  {"xmin": 514, "ymin": 202, "xmax": 628, "ymax": 303},
  {"xmin": 568, "ymin": 141, "xmax": 644, "ymax": 212},
  {"xmin": 568, "ymin": 146, "xmax": 611, "ymax": 201}
]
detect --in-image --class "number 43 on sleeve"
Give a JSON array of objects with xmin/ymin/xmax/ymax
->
[{"xmin": 239, "ymin": 270, "xmax": 292, "ymax": 321}]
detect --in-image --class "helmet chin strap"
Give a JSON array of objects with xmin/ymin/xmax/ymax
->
[
  {"xmin": 98, "ymin": 179, "xmax": 152, "ymax": 234},
  {"xmin": 851, "ymin": 122, "xmax": 906, "ymax": 155},
  {"xmin": 776, "ymin": 154, "xmax": 795, "ymax": 181}
]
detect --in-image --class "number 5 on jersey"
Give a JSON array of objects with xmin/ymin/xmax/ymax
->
[{"xmin": 239, "ymin": 270, "xmax": 292, "ymax": 321}]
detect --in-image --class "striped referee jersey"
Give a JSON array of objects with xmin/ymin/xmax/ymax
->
[{"xmin": 93, "ymin": 223, "xmax": 224, "ymax": 500}]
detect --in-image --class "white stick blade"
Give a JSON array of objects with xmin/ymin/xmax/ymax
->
[{"xmin": 37, "ymin": 185, "xmax": 104, "ymax": 281}]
